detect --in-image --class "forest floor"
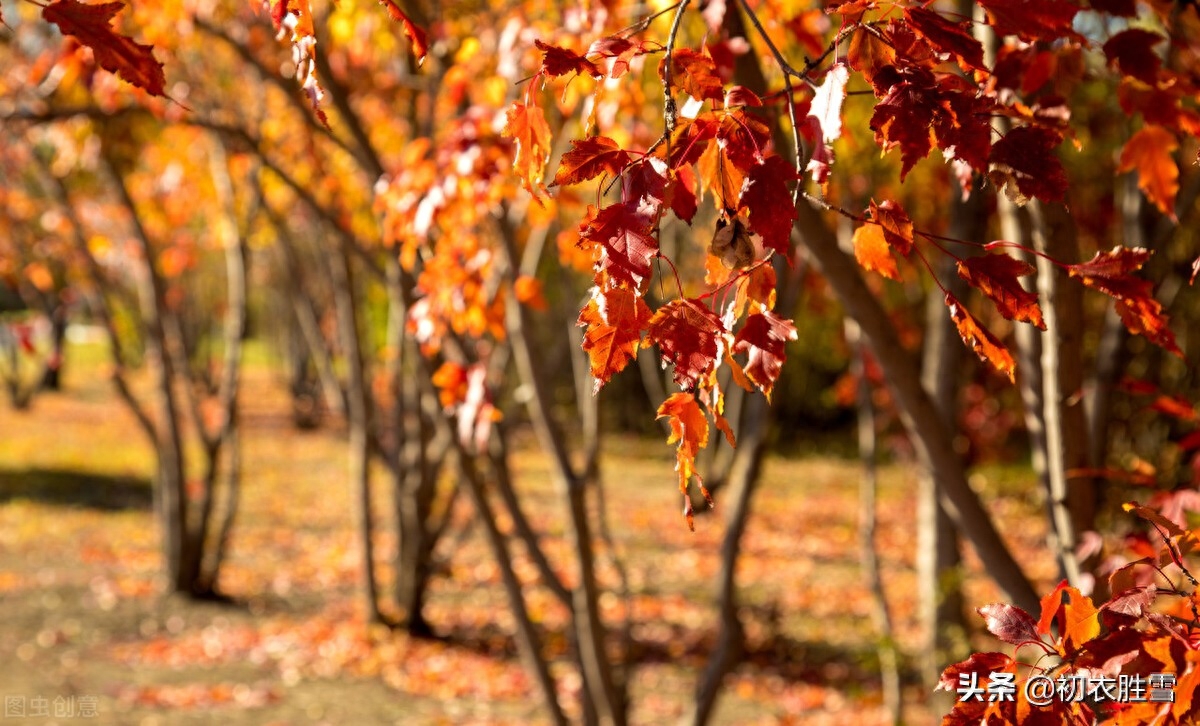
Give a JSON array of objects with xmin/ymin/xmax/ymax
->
[{"xmin": 0, "ymin": 340, "xmax": 1058, "ymax": 725}]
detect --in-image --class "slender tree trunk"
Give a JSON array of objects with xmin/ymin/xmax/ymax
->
[
  {"xmin": 1029, "ymin": 201, "xmax": 1094, "ymax": 589},
  {"xmin": 689, "ymin": 247, "xmax": 805, "ymax": 726},
  {"xmin": 849, "ymin": 320, "xmax": 902, "ymax": 726},
  {"xmin": 194, "ymin": 141, "xmax": 249, "ymax": 596},
  {"xmin": 496, "ymin": 213, "xmax": 626, "ymax": 725},
  {"xmin": 455, "ymin": 451, "xmax": 569, "ymax": 726},
  {"xmin": 916, "ymin": 188, "xmax": 978, "ymax": 693},
  {"xmin": 329, "ymin": 235, "xmax": 384, "ymax": 624},
  {"xmin": 39, "ymin": 298, "xmax": 67, "ymax": 391},
  {"xmin": 104, "ymin": 150, "xmax": 195, "ymax": 595}
]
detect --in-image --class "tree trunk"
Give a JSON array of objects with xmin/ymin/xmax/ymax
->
[
  {"xmin": 1029, "ymin": 201, "xmax": 1094, "ymax": 589},
  {"xmin": 916, "ymin": 188, "xmax": 979, "ymax": 693},
  {"xmin": 329, "ymin": 235, "xmax": 384, "ymax": 624},
  {"xmin": 849, "ymin": 320, "xmax": 902, "ymax": 726},
  {"xmin": 103, "ymin": 150, "xmax": 195, "ymax": 595}
]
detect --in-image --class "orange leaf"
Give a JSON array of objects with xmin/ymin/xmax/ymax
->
[
  {"xmin": 870, "ymin": 199, "xmax": 914, "ymax": 257},
  {"xmin": 657, "ymin": 392, "xmax": 710, "ymax": 526},
  {"xmin": 1118, "ymin": 125, "xmax": 1179, "ymax": 220},
  {"xmin": 552, "ymin": 136, "xmax": 631, "ymax": 187},
  {"xmin": 732, "ymin": 310, "xmax": 797, "ymax": 400},
  {"xmin": 514, "ymin": 275, "xmax": 546, "ymax": 311},
  {"xmin": 946, "ymin": 293, "xmax": 1015, "ymax": 382},
  {"xmin": 957, "ymin": 254, "xmax": 1045, "ymax": 329},
  {"xmin": 378, "ymin": 0, "xmax": 428, "ymax": 66},
  {"xmin": 503, "ymin": 101, "xmax": 553, "ymax": 200},
  {"xmin": 431, "ymin": 361, "xmax": 469, "ymax": 408},
  {"xmin": 42, "ymin": 0, "xmax": 166, "ymax": 97},
  {"xmin": 852, "ymin": 224, "xmax": 900, "ymax": 280},
  {"xmin": 646, "ymin": 299, "xmax": 724, "ymax": 391},
  {"xmin": 1069, "ymin": 246, "xmax": 1180, "ymax": 356},
  {"xmin": 577, "ymin": 287, "xmax": 651, "ymax": 392}
]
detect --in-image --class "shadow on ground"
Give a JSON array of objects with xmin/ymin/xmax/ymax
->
[{"xmin": 0, "ymin": 467, "xmax": 151, "ymax": 510}]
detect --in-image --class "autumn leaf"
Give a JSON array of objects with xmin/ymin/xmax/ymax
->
[
  {"xmin": 534, "ymin": 40, "xmax": 601, "ymax": 79},
  {"xmin": 552, "ymin": 137, "xmax": 632, "ymax": 187},
  {"xmin": 646, "ymin": 299, "xmax": 724, "ymax": 391},
  {"xmin": 957, "ymin": 254, "xmax": 1045, "ymax": 329},
  {"xmin": 586, "ymin": 36, "xmax": 652, "ymax": 79},
  {"xmin": 503, "ymin": 101, "xmax": 553, "ymax": 199},
  {"xmin": 988, "ymin": 126, "xmax": 1067, "ymax": 205},
  {"xmin": 657, "ymin": 392, "xmax": 711, "ymax": 529},
  {"xmin": 732, "ymin": 311, "xmax": 797, "ymax": 400},
  {"xmin": 852, "ymin": 224, "xmax": 899, "ymax": 281},
  {"xmin": 1117, "ymin": 126, "xmax": 1179, "ymax": 219},
  {"xmin": 937, "ymin": 652, "xmax": 1015, "ymax": 692},
  {"xmin": 42, "ymin": 0, "xmax": 166, "ymax": 97},
  {"xmin": 977, "ymin": 0, "xmax": 1081, "ymax": 43},
  {"xmin": 846, "ymin": 25, "xmax": 895, "ymax": 86},
  {"xmin": 378, "ymin": 0, "xmax": 428, "ymax": 65},
  {"xmin": 1068, "ymin": 247, "xmax": 1180, "ymax": 356},
  {"xmin": 945, "ymin": 293, "xmax": 1015, "ymax": 382},
  {"xmin": 905, "ymin": 7, "xmax": 984, "ymax": 70},
  {"xmin": 740, "ymin": 156, "xmax": 798, "ymax": 256},
  {"xmin": 977, "ymin": 603, "xmax": 1042, "ymax": 647},
  {"xmin": 870, "ymin": 200, "xmax": 913, "ymax": 257},
  {"xmin": 662, "ymin": 48, "xmax": 723, "ymax": 102},
  {"xmin": 1103, "ymin": 28, "xmax": 1164, "ymax": 85},
  {"xmin": 577, "ymin": 286, "xmax": 651, "ymax": 392},
  {"xmin": 709, "ymin": 218, "xmax": 755, "ymax": 269},
  {"xmin": 807, "ymin": 63, "xmax": 849, "ymax": 146},
  {"xmin": 868, "ymin": 66, "xmax": 936, "ymax": 180},
  {"xmin": 513, "ymin": 275, "xmax": 546, "ymax": 311},
  {"xmin": 431, "ymin": 360, "xmax": 469, "ymax": 408},
  {"xmin": 579, "ymin": 202, "xmax": 659, "ymax": 289},
  {"xmin": 1123, "ymin": 501, "xmax": 1186, "ymax": 538}
]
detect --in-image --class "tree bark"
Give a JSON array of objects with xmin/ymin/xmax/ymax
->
[
  {"xmin": 103, "ymin": 150, "xmax": 195, "ymax": 595},
  {"xmin": 329, "ymin": 234, "xmax": 384, "ymax": 624},
  {"xmin": 1029, "ymin": 201, "xmax": 1094, "ymax": 589},
  {"xmin": 916, "ymin": 190, "xmax": 978, "ymax": 693}
]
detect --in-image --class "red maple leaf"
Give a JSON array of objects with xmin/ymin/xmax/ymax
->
[
  {"xmin": 662, "ymin": 48, "xmax": 724, "ymax": 102},
  {"xmin": 42, "ymin": 0, "xmax": 166, "ymax": 97},
  {"xmin": 657, "ymin": 392, "xmax": 711, "ymax": 530},
  {"xmin": 987, "ymin": 126, "xmax": 1068, "ymax": 204},
  {"xmin": 378, "ymin": 0, "xmax": 428, "ymax": 65},
  {"xmin": 871, "ymin": 200, "xmax": 914, "ymax": 257},
  {"xmin": 904, "ymin": 7, "xmax": 985, "ymax": 70},
  {"xmin": 945, "ymin": 293, "xmax": 1016, "ymax": 382},
  {"xmin": 586, "ymin": 36, "xmax": 653, "ymax": 79},
  {"xmin": 977, "ymin": 603, "xmax": 1043, "ymax": 647},
  {"xmin": 1068, "ymin": 247, "xmax": 1181, "ymax": 356},
  {"xmin": 733, "ymin": 310, "xmax": 797, "ymax": 399},
  {"xmin": 1103, "ymin": 28, "xmax": 1164, "ymax": 85},
  {"xmin": 646, "ymin": 299, "xmax": 724, "ymax": 391},
  {"xmin": 869, "ymin": 65, "xmax": 937, "ymax": 179},
  {"xmin": 977, "ymin": 0, "xmax": 1081, "ymax": 43},
  {"xmin": 579, "ymin": 202, "xmax": 659, "ymax": 289},
  {"xmin": 552, "ymin": 136, "xmax": 632, "ymax": 187},
  {"xmin": 577, "ymin": 286, "xmax": 652, "ymax": 392},
  {"xmin": 847, "ymin": 24, "xmax": 896, "ymax": 86},
  {"xmin": 957, "ymin": 254, "xmax": 1045, "ymax": 329},
  {"xmin": 740, "ymin": 156, "xmax": 798, "ymax": 257},
  {"xmin": 534, "ymin": 39, "xmax": 601, "ymax": 78}
]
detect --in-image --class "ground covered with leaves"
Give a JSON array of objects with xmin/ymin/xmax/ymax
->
[{"xmin": 0, "ymin": 343, "xmax": 1057, "ymax": 725}]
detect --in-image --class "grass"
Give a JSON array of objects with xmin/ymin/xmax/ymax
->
[{"xmin": 0, "ymin": 339, "xmax": 1057, "ymax": 724}]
